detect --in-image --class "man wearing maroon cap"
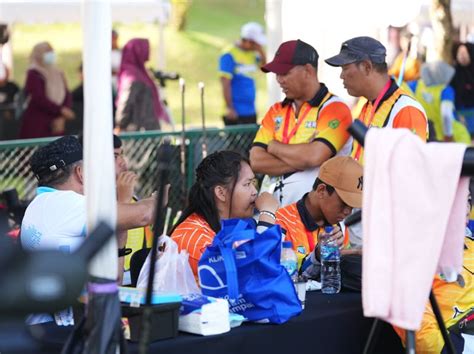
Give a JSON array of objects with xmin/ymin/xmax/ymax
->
[{"xmin": 250, "ymin": 39, "xmax": 353, "ymax": 207}]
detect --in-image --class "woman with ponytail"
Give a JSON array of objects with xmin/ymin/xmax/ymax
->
[{"xmin": 171, "ymin": 150, "xmax": 279, "ymax": 276}]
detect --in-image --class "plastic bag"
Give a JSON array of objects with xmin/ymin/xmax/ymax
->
[
  {"xmin": 137, "ymin": 235, "xmax": 200, "ymax": 295},
  {"xmin": 199, "ymin": 219, "xmax": 302, "ymax": 324}
]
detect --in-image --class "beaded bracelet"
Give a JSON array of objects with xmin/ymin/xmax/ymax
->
[{"xmin": 259, "ymin": 210, "xmax": 276, "ymax": 220}]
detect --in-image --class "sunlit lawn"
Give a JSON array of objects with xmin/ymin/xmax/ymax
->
[{"xmin": 10, "ymin": 0, "xmax": 267, "ymax": 128}]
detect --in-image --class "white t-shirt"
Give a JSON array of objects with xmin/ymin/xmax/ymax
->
[
  {"xmin": 21, "ymin": 186, "xmax": 87, "ymax": 325},
  {"xmin": 21, "ymin": 187, "xmax": 86, "ymax": 253}
]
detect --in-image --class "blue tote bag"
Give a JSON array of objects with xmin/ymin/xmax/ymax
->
[{"xmin": 198, "ymin": 218, "xmax": 302, "ymax": 324}]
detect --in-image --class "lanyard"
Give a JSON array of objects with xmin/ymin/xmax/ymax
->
[
  {"xmin": 354, "ymin": 79, "xmax": 392, "ymax": 161},
  {"xmin": 282, "ymin": 104, "xmax": 313, "ymax": 144},
  {"xmin": 305, "ymin": 229, "xmax": 317, "ymax": 253}
]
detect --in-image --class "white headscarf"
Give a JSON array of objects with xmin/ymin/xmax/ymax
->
[
  {"xmin": 29, "ymin": 42, "xmax": 66, "ymax": 105},
  {"xmin": 420, "ymin": 61, "xmax": 455, "ymax": 87}
]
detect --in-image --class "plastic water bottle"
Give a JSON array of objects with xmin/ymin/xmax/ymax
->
[
  {"xmin": 320, "ymin": 226, "xmax": 341, "ymax": 294},
  {"xmin": 281, "ymin": 241, "xmax": 298, "ymax": 282}
]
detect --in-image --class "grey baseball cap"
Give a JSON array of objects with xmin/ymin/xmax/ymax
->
[{"xmin": 325, "ymin": 36, "xmax": 386, "ymax": 67}]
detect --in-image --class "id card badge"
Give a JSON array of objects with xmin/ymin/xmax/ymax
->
[{"xmin": 259, "ymin": 175, "xmax": 278, "ymax": 195}]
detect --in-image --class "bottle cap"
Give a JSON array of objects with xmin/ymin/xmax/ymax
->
[
  {"xmin": 324, "ymin": 226, "xmax": 333, "ymax": 233},
  {"xmin": 282, "ymin": 241, "xmax": 293, "ymax": 248}
]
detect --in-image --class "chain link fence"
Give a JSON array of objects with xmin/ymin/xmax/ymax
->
[{"xmin": 0, "ymin": 125, "xmax": 258, "ymax": 218}]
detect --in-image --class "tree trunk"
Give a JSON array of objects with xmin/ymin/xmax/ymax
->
[
  {"xmin": 171, "ymin": 0, "xmax": 192, "ymax": 32},
  {"xmin": 430, "ymin": 0, "xmax": 453, "ymax": 64}
]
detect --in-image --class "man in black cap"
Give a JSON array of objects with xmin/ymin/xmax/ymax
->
[
  {"xmin": 20, "ymin": 136, "xmax": 157, "ymax": 325},
  {"xmin": 325, "ymin": 36, "xmax": 428, "ymax": 164},
  {"xmin": 250, "ymin": 39, "xmax": 353, "ymax": 207}
]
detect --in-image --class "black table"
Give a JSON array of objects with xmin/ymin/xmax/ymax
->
[
  {"xmin": 0, "ymin": 292, "xmax": 404, "ymax": 354},
  {"xmin": 132, "ymin": 291, "xmax": 403, "ymax": 354}
]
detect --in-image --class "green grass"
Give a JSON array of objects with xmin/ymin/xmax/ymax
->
[{"xmin": 10, "ymin": 0, "xmax": 266, "ymax": 128}]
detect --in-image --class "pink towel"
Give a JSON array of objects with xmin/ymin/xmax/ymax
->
[{"xmin": 362, "ymin": 128, "xmax": 468, "ymax": 330}]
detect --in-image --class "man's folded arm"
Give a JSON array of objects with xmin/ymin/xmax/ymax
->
[
  {"xmin": 267, "ymin": 140, "xmax": 335, "ymax": 170},
  {"xmin": 249, "ymin": 144, "xmax": 297, "ymax": 176}
]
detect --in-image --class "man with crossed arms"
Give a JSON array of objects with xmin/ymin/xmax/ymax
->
[{"xmin": 250, "ymin": 39, "xmax": 352, "ymax": 207}]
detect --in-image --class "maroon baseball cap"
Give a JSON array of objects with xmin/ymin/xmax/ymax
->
[{"xmin": 261, "ymin": 39, "xmax": 319, "ymax": 75}]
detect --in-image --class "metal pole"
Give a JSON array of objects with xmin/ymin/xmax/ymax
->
[
  {"xmin": 429, "ymin": 291, "xmax": 456, "ymax": 354},
  {"xmin": 198, "ymin": 81, "xmax": 207, "ymax": 159},
  {"xmin": 139, "ymin": 141, "xmax": 173, "ymax": 354},
  {"xmin": 362, "ymin": 318, "xmax": 382, "ymax": 354},
  {"xmin": 405, "ymin": 330, "xmax": 416, "ymax": 354},
  {"xmin": 179, "ymin": 78, "xmax": 187, "ymax": 203}
]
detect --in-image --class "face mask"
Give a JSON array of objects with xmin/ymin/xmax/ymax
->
[{"xmin": 43, "ymin": 51, "xmax": 56, "ymax": 65}]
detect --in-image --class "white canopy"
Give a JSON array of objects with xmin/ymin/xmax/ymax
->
[
  {"xmin": 0, "ymin": 0, "xmax": 170, "ymax": 24},
  {"xmin": 0, "ymin": 0, "xmax": 171, "ymax": 73}
]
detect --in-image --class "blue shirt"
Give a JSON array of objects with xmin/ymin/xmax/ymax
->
[{"xmin": 219, "ymin": 44, "xmax": 261, "ymax": 117}]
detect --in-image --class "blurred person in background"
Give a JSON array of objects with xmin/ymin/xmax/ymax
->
[
  {"xmin": 407, "ymin": 61, "xmax": 471, "ymax": 144},
  {"xmin": 219, "ymin": 22, "xmax": 266, "ymax": 126},
  {"xmin": 111, "ymin": 29, "xmax": 122, "ymax": 120},
  {"xmin": 115, "ymin": 38, "xmax": 170, "ymax": 132},
  {"xmin": 388, "ymin": 28, "xmax": 422, "ymax": 83},
  {"xmin": 19, "ymin": 41, "xmax": 74, "ymax": 139},
  {"xmin": 68, "ymin": 63, "xmax": 84, "ymax": 135},
  {"xmin": 0, "ymin": 60, "xmax": 20, "ymax": 140},
  {"xmin": 450, "ymin": 42, "xmax": 474, "ymax": 140}
]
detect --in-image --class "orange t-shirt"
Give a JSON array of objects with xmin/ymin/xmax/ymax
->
[{"xmin": 171, "ymin": 213, "xmax": 215, "ymax": 276}]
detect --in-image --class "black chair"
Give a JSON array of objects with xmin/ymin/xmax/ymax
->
[{"xmin": 129, "ymin": 248, "xmax": 151, "ymax": 287}]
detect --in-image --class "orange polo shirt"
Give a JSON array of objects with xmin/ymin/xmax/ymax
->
[
  {"xmin": 351, "ymin": 79, "xmax": 427, "ymax": 164},
  {"xmin": 252, "ymin": 84, "xmax": 352, "ymax": 155},
  {"xmin": 171, "ymin": 213, "xmax": 215, "ymax": 276},
  {"xmin": 276, "ymin": 194, "xmax": 350, "ymax": 269}
]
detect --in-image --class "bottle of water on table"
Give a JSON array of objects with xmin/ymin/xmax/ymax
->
[
  {"xmin": 320, "ymin": 226, "xmax": 341, "ymax": 294},
  {"xmin": 281, "ymin": 241, "xmax": 298, "ymax": 282}
]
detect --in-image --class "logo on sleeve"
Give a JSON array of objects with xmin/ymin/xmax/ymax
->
[{"xmin": 328, "ymin": 119, "xmax": 340, "ymax": 129}]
